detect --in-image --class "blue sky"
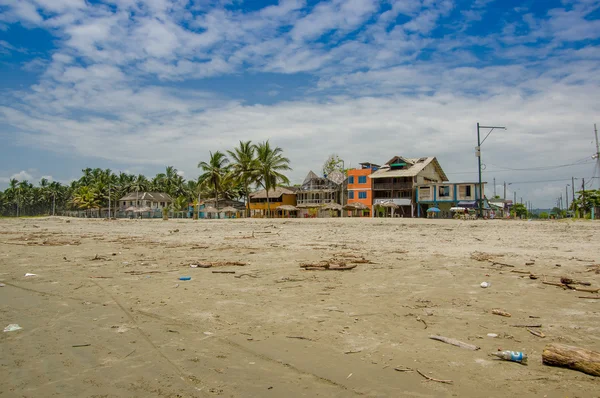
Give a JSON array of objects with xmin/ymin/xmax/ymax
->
[{"xmin": 1, "ymin": 0, "xmax": 599, "ymax": 207}]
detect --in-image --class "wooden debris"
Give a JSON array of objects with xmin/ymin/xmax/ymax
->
[
  {"xmin": 212, "ymin": 270, "xmax": 236, "ymax": 274},
  {"xmin": 542, "ymin": 281, "xmax": 567, "ymax": 288},
  {"xmin": 234, "ymin": 273, "xmax": 258, "ymax": 279},
  {"xmin": 286, "ymin": 336, "xmax": 313, "ymax": 341},
  {"xmin": 416, "ymin": 369, "xmax": 453, "ymax": 384},
  {"xmin": 578, "ymin": 295, "xmax": 600, "ymax": 299},
  {"xmin": 72, "ymin": 344, "xmax": 91, "ymax": 347},
  {"xmin": 416, "ymin": 316, "xmax": 428, "ymax": 329},
  {"xmin": 124, "ymin": 270, "xmax": 163, "ymax": 275},
  {"xmin": 492, "ymin": 309, "xmax": 512, "ymax": 317},
  {"xmin": 89, "ymin": 276, "xmax": 112, "ymax": 279},
  {"xmin": 525, "ymin": 262, "xmax": 535, "ymax": 266},
  {"xmin": 529, "ymin": 274, "xmax": 539, "ymax": 280},
  {"xmin": 542, "ymin": 343, "xmax": 600, "ymax": 377},
  {"xmin": 394, "ymin": 366, "xmax": 413, "ymax": 372},
  {"xmin": 561, "ymin": 276, "xmax": 592, "ymax": 286},
  {"xmin": 511, "ymin": 324, "xmax": 542, "ymax": 328},
  {"xmin": 490, "ymin": 261, "xmax": 516, "ymax": 268},
  {"xmin": 303, "ymin": 263, "xmax": 358, "ymax": 271},
  {"xmin": 511, "ymin": 270, "xmax": 531, "ymax": 274},
  {"xmin": 528, "ymin": 329, "xmax": 545, "ymax": 338},
  {"xmin": 344, "ymin": 350, "xmax": 362, "ymax": 354},
  {"xmin": 429, "ymin": 335, "xmax": 480, "ymax": 351},
  {"xmin": 568, "ymin": 286, "xmax": 599, "ymax": 293}
]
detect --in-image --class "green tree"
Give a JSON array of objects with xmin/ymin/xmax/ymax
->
[
  {"xmin": 512, "ymin": 203, "xmax": 527, "ymax": 218},
  {"xmin": 227, "ymin": 140, "xmax": 259, "ymax": 217},
  {"xmin": 72, "ymin": 186, "xmax": 101, "ymax": 216},
  {"xmin": 322, "ymin": 154, "xmax": 344, "ymax": 177},
  {"xmin": 255, "ymin": 141, "xmax": 291, "ymax": 218},
  {"xmin": 539, "ymin": 212, "xmax": 549, "ymax": 219},
  {"xmin": 198, "ymin": 151, "xmax": 230, "ymax": 211}
]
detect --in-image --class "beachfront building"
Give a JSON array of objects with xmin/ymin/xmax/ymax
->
[
  {"xmin": 369, "ymin": 156, "xmax": 448, "ymax": 217},
  {"xmin": 118, "ymin": 192, "xmax": 173, "ymax": 210},
  {"xmin": 415, "ymin": 182, "xmax": 487, "ymax": 218},
  {"xmin": 347, "ymin": 162, "xmax": 380, "ymax": 217},
  {"xmin": 296, "ymin": 170, "xmax": 346, "ymax": 217},
  {"xmin": 198, "ymin": 198, "xmax": 246, "ymax": 218},
  {"xmin": 249, "ymin": 187, "xmax": 298, "ymax": 218}
]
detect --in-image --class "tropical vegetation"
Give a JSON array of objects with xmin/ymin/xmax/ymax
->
[{"xmin": 0, "ymin": 140, "xmax": 292, "ymax": 218}]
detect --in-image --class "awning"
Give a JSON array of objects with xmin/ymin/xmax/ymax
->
[{"xmin": 457, "ymin": 201, "xmax": 477, "ymax": 208}]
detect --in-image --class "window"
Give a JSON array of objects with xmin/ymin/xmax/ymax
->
[
  {"xmin": 358, "ymin": 191, "xmax": 367, "ymax": 199},
  {"xmin": 459, "ymin": 185, "xmax": 472, "ymax": 198},
  {"xmin": 348, "ymin": 191, "xmax": 354, "ymax": 199},
  {"xmin": 358, "ymin": 176, "xmax": 367, "ymax": 184},
  {"xmin": 348, "ymin": 176, "xmax": 354, "ymax": 184},
  {"xmin": 438, "ymin": 186, "xmax": 450, "ymax": 197}
]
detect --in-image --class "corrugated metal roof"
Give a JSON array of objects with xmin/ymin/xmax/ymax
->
[{"xmin": 369, "ymin": 157, "xmax": 448, "ymax": 181}]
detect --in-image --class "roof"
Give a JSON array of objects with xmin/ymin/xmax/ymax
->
[
  {"xmin": 250, "ymin": 186, "xmax": 297, "ymax": 199},
  {"xmin": 303, "ymin": 171, "xmax": 320, "ymax": 185},
  {"xmin": 369, "ymin": 156, "xmax": 448, "ymax": 181},
  {"xmin": 326, "ymin": 170, "xmax": 346, "ymax": 185},
  {"xmin": 119, "ymin": 192, "xmax": 173, "ymax": 202}
]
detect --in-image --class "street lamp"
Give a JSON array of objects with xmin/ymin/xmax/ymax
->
[
  {"xmin": 566, "ymin": 184, "xmax": 570, "ymax": 212},
  {"xmin": 476, "ymin": 123, "xmax": 507, "ymax": 218}
]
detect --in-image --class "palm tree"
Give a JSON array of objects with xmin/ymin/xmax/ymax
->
[
  {"xmin": 198, "ymin": 151, "xmax": 229, "ymax": 211},
  {"xmin": 228, "ymin": 140, "xmax": 259, "ymax": 217},
  {"xmin": 255, "ymin": 141, "xmax": 291, "ymax": 218},
  {"xmin": 72, "ymin": 186, "xmax": 101, "ymax": 216}
]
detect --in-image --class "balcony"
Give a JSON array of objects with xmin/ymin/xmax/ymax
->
[
  {"xmin": 297, "ymin": 198, "xmax": 336, "ymax": 205},
  {"xmin": 373, "ymin": 182, "xmax": 412, "ymax": 190}
]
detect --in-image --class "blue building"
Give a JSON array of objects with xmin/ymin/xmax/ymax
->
[{"xmin": 415, "ymin": 182, "xmax": 489, "ymax": 218}]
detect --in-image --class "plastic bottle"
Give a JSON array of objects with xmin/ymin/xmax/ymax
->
[{"xmin": 491, "ymin": 351, "xmax": 528, "ymax": 364}]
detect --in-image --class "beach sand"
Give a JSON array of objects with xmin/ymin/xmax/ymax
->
[{"xmin": 1, "ymin": 216, "xmax": 598, "ymax": 397}]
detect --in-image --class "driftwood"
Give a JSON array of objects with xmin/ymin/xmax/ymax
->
[
  {"xmin": 568, "ymin": 286, "xmax": 599, "ymax": 293},
  {"xmin": 234, "ymin": 273, "xmax": 258, "ymax": 279},
  {"xmin": 528, "ymin": 329, "xmax": 545, "ymax": 338},
  {"xmin": 416, "ymin": 369, "xmax": 453, "ymax": 384},
  {"xmin": 429, "ymin": 335, "xmax": 480, "ymax": 351},
  {"xmin": 578, "ymin": 295, "xmax": 600, "ymax": 299},
  {"xmin": 490, "ymin": 261, "xmax": 515, "ymax": 268},
  {"xmin": 561, "ymin": 277, "xmax": 591, "ymax": 286},
  {"xmin": 492, "ymin": 309, "xmax": 512, "ymax": 317},
  {"xmin": 303, "ymin": 264, "xmax": 358, "ymax": 271},
  {"xmin": 511, "ymin": 324, "xmax": 542, "ymax": 328},
  {"xmin": 542, "ymin": 343, "xmax": 600, "ymax": 377},
  {"xmin": 212, "ymin": 270, "xmax": 236, "ymax": 274}
]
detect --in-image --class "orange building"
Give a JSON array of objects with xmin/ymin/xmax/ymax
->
[{"xmin": 347, "ymin": 162, "xmax": 380, "ymax": 216}]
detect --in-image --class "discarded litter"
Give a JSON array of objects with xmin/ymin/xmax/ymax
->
[
  {"xmin": 190, "ymin": 264, "xmax": 198, "ymax": 268},
  {"xmin": 487, "ymin": 333, "xmax": 499, "ymax": 338},
  {"xmin": 0, "ymin": 283, "xmax": 5, "ymax": 287},
  {"xmin": 491, "ymin": 351, "xmax": 528, "ymax": 364},
  {"xmin": 4, "ymin": 324, "xmax": 23, "ymax": 332},
  {"xmin": 203, "ymin": 331, "xmax": 214, "ymax": 336},
  {"xmin": 480, "ymin": 281, "xmax": 491, "ymax": 288},
  {"xmin": 179, "ymin": 276, "xmax": 191, "ymax": 281},
  {"xmin": 24, "ymin": 273, "xmax": 37, "ymax": 277}
]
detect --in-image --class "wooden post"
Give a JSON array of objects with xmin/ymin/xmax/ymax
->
[{"xmin": 542, "ymin": 343, "xmax": 600, "ymax": 377}]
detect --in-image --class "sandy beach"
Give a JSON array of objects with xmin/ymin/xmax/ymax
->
[{"xmin": 1, "ymin": 217, "xmax": 599, "ymax": 397}]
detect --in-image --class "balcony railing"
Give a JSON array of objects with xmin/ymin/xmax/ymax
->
[
  {"xmin": 297, "ymin": 198, "xmax": 336, "ymax": 205},
  {"xmin": 373, "ymin": 182, "xmax": 412, "ymax": 190}
]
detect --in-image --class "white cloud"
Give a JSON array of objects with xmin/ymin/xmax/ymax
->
[{"xmin": 0, "ymin": 0, "xmax": 599, "ymax": 207}]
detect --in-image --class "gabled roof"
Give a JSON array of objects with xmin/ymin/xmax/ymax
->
[
  {"xmin": 250, "ymin": 186, "xmax": 297, "ymax": 199},
  {"xmin": 119, "ymin": 192, "xmax": 173, "ymax": 202},
  {"xmin": 369, "ymin": 157, "xmax": 448, "ymax": 181},
  {"xmin": 327, "ymin": 170, "xmax": 346, "ymax": 185},
  {"xmin": 302, "ymin": 171, "xmax": 320, "ymax": 185}
]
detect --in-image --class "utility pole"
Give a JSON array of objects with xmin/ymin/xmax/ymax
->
[
  {"xmin": 582, "ymin": 178, "xmax": 585, "ymax": 217},
  {"xmin": 52, "ymin": 192, "xmax": 56, "ymax": 216},
  {"xmin": 493, "ymin": 177, "xmax": 496, "ymax": 197},
  {"xmin": 108, "ymin": 184, "xmax": 111, "ymax": 219},
  {"xmin": 520, "ymin": 197, "xmax": 523, "ymax": 204},
  {"xmin": 572, "ymin": 177, "xmax": 576, "ymax": 216},
  {"xmin": 565, "ymin": 185, "xmax": 569, "ymax": 212},
  {"xmin": 595, "ymin": 124, "xmax": 600, "ymax": 189},
  {"xmin": 476, "ymin": 123, "xmax": 507, "ymax": 218},
  {"xmin": 513, "ymin": 191, "xmax": 516, "ymax": 206},
  {"xmin": 503, "ymin": 181, "xmax": 506, "ymax": 200}
]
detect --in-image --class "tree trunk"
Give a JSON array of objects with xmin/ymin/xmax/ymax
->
[
  {"xmin": 266, "ymin": 185, "xmax": 270, "ymax": 218},
  {"xmin": 245, "ymin": 182, "xmax": 250, "ymax": 218},
  {"xmin": 214, "ymin": 182, "xmax": 219, "ymax": 219},
  {"xmin": 542, "ymin": 343, "xmax": 600, "ymax": 377}
]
